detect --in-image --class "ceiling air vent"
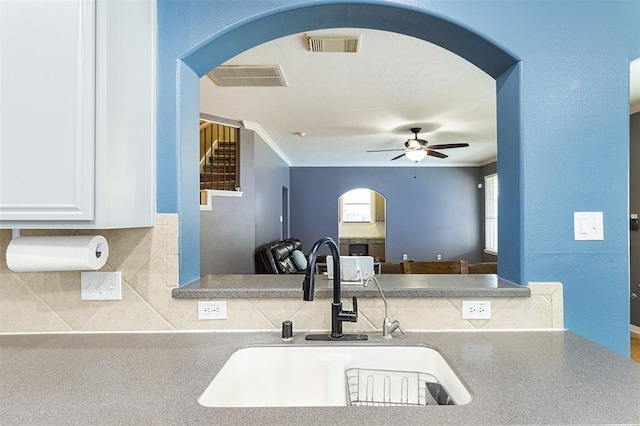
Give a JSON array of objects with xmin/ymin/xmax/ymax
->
[
  {"xmin": 207, "ymin": 65, "xmax": 288, "ymax": 87},
  {"xmin": 307, "ymin": 35, "xmax": 361, "ymax": 53}
]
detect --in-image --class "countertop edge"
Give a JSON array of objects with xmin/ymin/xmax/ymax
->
[{"xmin": 171, "ymin": 274, "xmax": 531, "ymax": 299}]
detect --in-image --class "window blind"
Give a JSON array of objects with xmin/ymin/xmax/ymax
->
[{"xmin": 485, "ymin": 174, "xmax": 498, "ymax": 254}]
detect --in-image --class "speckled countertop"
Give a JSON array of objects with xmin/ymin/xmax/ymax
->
[
  {"xmin": 173, "ymin": 274, "xmax": 530, "ymax": 299},
  {"xmin": 1, "ymin": 331, "xmax": 638, "ymax": 425}
]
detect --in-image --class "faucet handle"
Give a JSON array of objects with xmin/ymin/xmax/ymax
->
[
  {"xmin": 338, "ymin": 297, "xmax": 359, "ymax": 323},
  {"xmin": 351, "ymin": 296, "xmax": 358, "ymax": 322}
]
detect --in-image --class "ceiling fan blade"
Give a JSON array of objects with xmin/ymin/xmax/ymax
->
[
  {"xmin": 427, "ymin": 143, "xmax": 469, "ymax": 150},
  {"xmin": 390, "ymin": 153, "xmax": 406, "ymax": 161},
  {"xmin": 427, "ymin": 150, "xmax": 448, "ymax": 159},
  {"xmin": 367, "ymin": 148, "xmax": 405, "ymax": 153}
]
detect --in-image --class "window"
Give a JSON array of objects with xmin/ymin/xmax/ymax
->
[
  {"xmin": 484, "ymin": 174, "xmax": 498, "ymax": 254},
  {"xmin": 341, "ymin": 188, "xmax": 372, "ymax": 223}
]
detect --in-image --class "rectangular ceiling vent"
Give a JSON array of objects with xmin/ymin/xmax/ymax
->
[
  {"xmin": 307, "ymin": 35, "xmax": 361, "ymax": 53},
  {"xmin": 207, "ymin": 65, "xmax": 288, "ymax": 87}
]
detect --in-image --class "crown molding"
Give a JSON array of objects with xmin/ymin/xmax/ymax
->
[{"xmin": 242, "ymin": 120, "xmax": 292, "ymax": 166}]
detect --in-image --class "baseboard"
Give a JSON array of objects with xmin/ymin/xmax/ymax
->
[{"xmin": 631, "ymin": 324, "xmax": 640, "ymax": 335}]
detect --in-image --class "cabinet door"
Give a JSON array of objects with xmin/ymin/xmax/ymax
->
[{"xmin": 0, "ymin": 0, "xmax": 95, "ymax": 221}]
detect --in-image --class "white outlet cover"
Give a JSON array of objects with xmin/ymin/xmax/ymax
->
[
  {"xmin": 198, "ymin": 301, "xmax": 228, "ymax": 320},
  {"xmin": 81, "ymin": 271, "xmax": 122, "ymax": 301},
  {"xmin": 462, "ymin": 301, "xmax": 491, "ymax": 320}
]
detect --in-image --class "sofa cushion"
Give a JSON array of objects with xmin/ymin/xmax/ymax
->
[{"xmin": 291, "ymin": 249, "xmax": 307, "ymax": 271}]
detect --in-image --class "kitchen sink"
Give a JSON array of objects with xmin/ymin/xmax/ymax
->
[{"xmin": 198, "ymin": 345, "xmax": 471, "ymax": 407}]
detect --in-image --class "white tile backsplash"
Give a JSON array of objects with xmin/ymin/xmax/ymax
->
[{"xmin": 0, "ymin": 215, "xmax": 563, "ymax": 333}]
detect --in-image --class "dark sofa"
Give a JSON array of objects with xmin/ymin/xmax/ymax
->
[{"xmin": 255, "ymin": 238, "xmax": 307, "ymax": 274}]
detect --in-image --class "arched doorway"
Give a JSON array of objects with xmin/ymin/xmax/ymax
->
[
  {"xmin": 338, "ymin": 188, "xmax": 387, "ymax": 262},
  {"xmin": 157, "ymin": 2, "xmax": 522, "ymax": 287}
]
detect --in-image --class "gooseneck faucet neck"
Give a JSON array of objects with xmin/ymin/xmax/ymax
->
[
  {"xmin": 303, "ymin": 237, "xmax": 340, "ymax": 304},
  {"xmin": 302, "ymin": 237, "xmax": 368, "ymax": 341}
]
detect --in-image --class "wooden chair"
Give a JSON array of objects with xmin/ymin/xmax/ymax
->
[
  {"xmin": 379, "ymin": 262, "xmax": 403, "ymax": 274},
  {"xmin": 401, "ymin": 260, "xmax": 469, "ymax": 274},
  {"xmin": 468, "ymin": 262, "xmax": 497, "ymax": 274}
]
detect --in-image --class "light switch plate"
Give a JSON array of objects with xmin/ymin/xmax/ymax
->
[
  {"xmin": 81, "ymin": 271, "xmax": 122, "ymax": 301},
  {"xmin": 574, "ymin": 212, "xmax": 604, "ymax": 240}
]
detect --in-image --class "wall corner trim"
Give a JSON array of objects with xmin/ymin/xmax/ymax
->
[{"xmin": 242, "ymin": 120, "xmax": 292, "ymax": 166}]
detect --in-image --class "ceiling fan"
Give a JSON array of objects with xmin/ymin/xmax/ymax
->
[{"xmin": 367, "ymin": 127, "xmax": 469, "ymax": 163}]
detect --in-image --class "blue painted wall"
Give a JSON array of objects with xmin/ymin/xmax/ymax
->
[
  {"xmin": 156, "ymin": 0, "xmax": 640, "ymax": 356},
  {"xmin": 290, "ymin": 167, "xmax": 483, "ymax": 263}
]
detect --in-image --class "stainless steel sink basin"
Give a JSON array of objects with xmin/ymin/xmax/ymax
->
[{"xmin": 198, "ymin": 345, "xmax": 471, "ymax": 407}]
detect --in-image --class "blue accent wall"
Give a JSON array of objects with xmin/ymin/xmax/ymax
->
[
  {"xmin": 496, "ymin": 63, "xmax": 523, "ymax": 284},
  {"xmin": 290, "ymin": 167, "xmax": 483, "ymax": 263},
  {"xmin": 156, "ymin": 0, "xmax": 640, "ymax": 356}
]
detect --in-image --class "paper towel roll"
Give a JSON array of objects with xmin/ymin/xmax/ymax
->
[{"xmin": 6, "ymin": 235, "xmax": 109, "ymax": 272}]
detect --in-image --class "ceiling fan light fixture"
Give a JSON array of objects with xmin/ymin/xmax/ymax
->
[
  {"xmin": 406, "ymin": 139, "xmax": 420, "ymax": 148},
  {"xmin": 405, "ymin": 150, "xmax": 427, "ymax": 163}
]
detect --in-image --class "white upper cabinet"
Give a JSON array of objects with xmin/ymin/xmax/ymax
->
[
  {"xmin": 0, "ymin": 0, "xmax": 156, "ymax": 228},
  {"xmin": 0, "ymin": 0, "xmax": 96, "ymax": 222}
]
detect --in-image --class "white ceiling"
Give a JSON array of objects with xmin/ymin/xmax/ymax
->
[{"xmin": 200, "ymin": 28, "xmax": 640, "ymax": 167}]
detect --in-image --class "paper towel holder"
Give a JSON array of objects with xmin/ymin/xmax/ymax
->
[{"xmin": 6, "ymin": 230, "xmax": 110, "ymax": 272}]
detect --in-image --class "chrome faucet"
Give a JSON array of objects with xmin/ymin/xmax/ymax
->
[
  {"xmin": 302, "ymin": 237, "xmax": 368, "ymax": 341},
  {"xmin": 365, "ymin": 276, "xmax": 406, "ymax": 339}
]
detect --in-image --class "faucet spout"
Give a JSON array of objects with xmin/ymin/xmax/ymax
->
[
  {"xmin": 365, "ymin": 275, "xmax": 406, "ymax": 339},
  {"xmin": 302, "ymin": 237, "xmax": 368, "ymax": 341}
]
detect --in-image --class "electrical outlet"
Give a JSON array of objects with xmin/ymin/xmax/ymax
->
[
  {"xmin": 81, "ymin": 271, "xmax": 122, "ymax": 301},
  {"xmin": 462, "ymin": 301, "xmax": 491, "ymax": 320},
  {"xmin": 198, "ymin": 301, "xmax": 227, "ymax": 320}
]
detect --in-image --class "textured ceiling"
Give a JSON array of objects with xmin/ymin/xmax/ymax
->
[{"xmin": 198, "ymin": 29, "xmax": 638, "ymax": 167}]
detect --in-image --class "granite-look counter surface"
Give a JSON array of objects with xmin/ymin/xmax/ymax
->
[
  {"xmin": 1, "ymin": 331, "xmax": 638, "ymax": 425},
  {"xmin": 173, "ymin": 273, "xmax": 530, "ymax": 299}
]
